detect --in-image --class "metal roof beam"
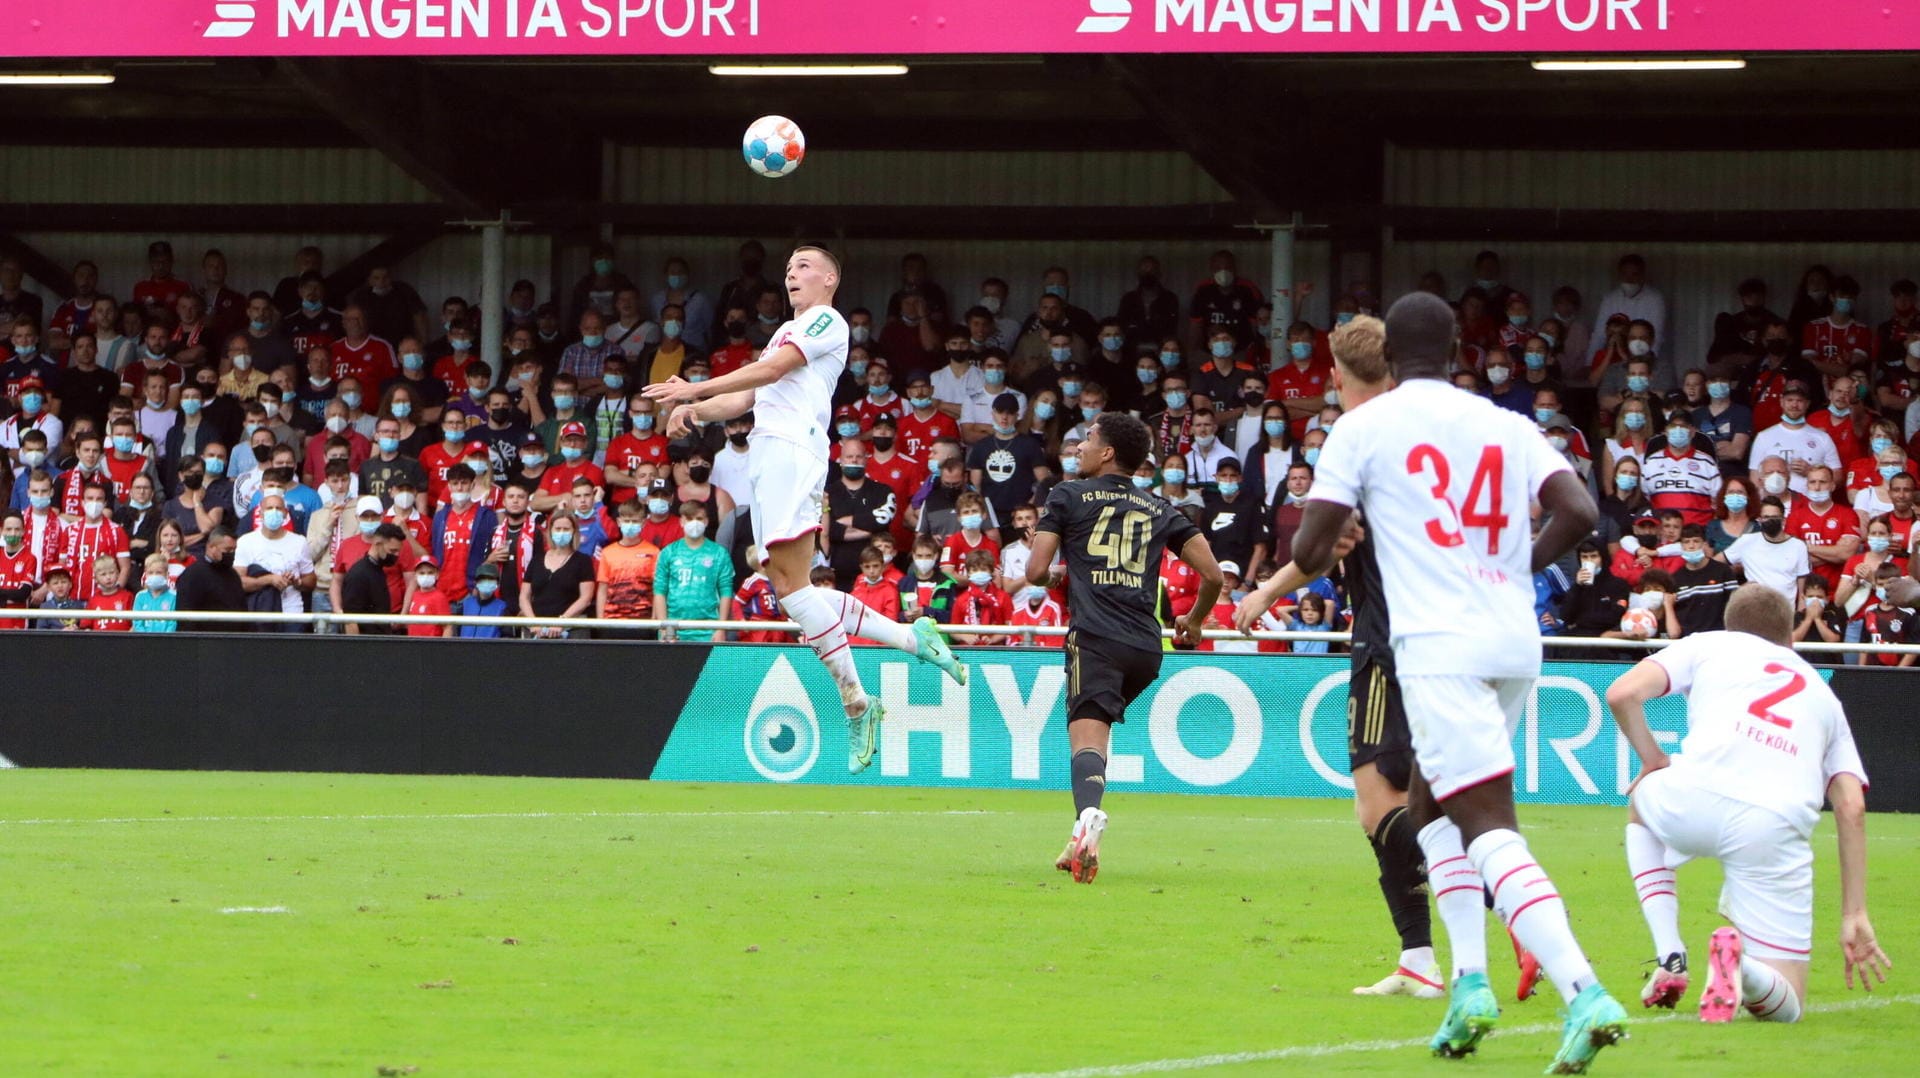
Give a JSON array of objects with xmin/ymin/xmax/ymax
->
[{"xmin": 0, "ymin": 234, "xmax": 75, "ymax": 300}]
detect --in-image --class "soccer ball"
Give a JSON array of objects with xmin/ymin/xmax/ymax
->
[
  {"xmin": 1620, "ymin": 608, "xmax": 1659, "ymax": 638},
  {"xmin": 742, "ymin": 115, "xmax": 805, "ymax": 179}
]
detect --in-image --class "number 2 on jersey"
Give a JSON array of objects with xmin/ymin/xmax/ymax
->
[
  {"xmin": 1406, "ymin": 444, "xmax": 1510, "ymax": 555},
  {"xmin": 1088, "ymin": 506, "xmax": 1153, "ymax": 574},
  {"xmin": 1746, "ymin": 661, "xmax": 1806, "ymax": 729}
]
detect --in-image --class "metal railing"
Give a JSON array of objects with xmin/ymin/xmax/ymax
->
[{"xmin": 4, "ymin": 607, "xmax": 1917, "ymax": 659}]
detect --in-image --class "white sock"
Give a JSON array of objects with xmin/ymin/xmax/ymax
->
[
  {"xmin": 1418, "ymin": 817, "xmax": 1488, "ymax": 980},
  {"xmin": 779, "ymin": 588, "xmax": 868, "ymax": 714},
  {"xmin": 1740, "ymin": 958, "xmax": 1802, "ymax": 1023},
  {"xmin": 1626, "ymin": 823, "xmax": 1685, "ymax": 961},
  {"xmin": 1470, "ymin": 828, "xmax": 1597, "ymax": 1005},
  {"xmin": 1399, "ymin": 946, "xmax": 1438, "ymax": 974},
  {"xmin": 815, "ymin": 586, "xmax": 918, "ymax": 653}
]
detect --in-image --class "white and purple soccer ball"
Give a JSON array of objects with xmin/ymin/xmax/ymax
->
[{"xmin": 742, "ymin": 115, "xmax": 806, "ymax": 179}]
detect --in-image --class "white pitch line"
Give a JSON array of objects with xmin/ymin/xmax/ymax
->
[
  {"xmin": 218, "ymin": 906, "xmax": 290, "ymax": 914},
  {"xmin": 0, "ymin": 808, "xmax": 1025, "ymax": 827},
  {"xmin": 998, "ymin": 994, "xmax": 1920, "ymax": 1078}
]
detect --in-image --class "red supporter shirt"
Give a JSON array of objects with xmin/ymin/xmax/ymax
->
[
  {"xmin": 853, "ymin": 393, "xmax": 910, "ymax": 434},
  {"xmin": 866, "ymin": 452, "xmax": 927, "ymax": 546},
  {"xmin": 1886, "ymin": 511, "xmax": 1918, "ymax": 553},
  {"xmin": 61, "ymin": 519, "xmax": 127, "ymax": 602},
  {"xmin": 1265, "ymin": 358, "xmax": 1333, "ymax": 440},
  {"xmin": 330, "ymin": 336, "xmax": 399, "ymax": 394},
  {"xmin": 334, "ymin": 534, "xmax": 419, "ymax": 611},
  {"xmin": 104, "ymin": 455, "xmax": 147, "ymax": 503},
  {"xmin": 1807, "ymin": 410, "xmax": 1865, "ymax": 466},
  {"xmin": 538, "ymin": 462, "xmax": 606, "ymax": 502},
  {"xmin": 386, "ymin": 508, "xmax": 431, "ymax": 550},
  {"xmin": 603, "ymin": 433, "xmax": 668, "ymax": 504},
  {"xmin": 419, "ymin": 442, "xmax": 466, "ymax": 510},
  {"xmin": 56, "ymin": 468, "xmax": 98, "ymax": 518},
  {"xmin": 708, "ymin": 342, "xmax": 756, "ymax": 379},
  {"xmin": 637, "ymin": 514, "xmax": 682, "ymax": 550},
  {"xmin": 1161, "ymin": 547, "xmax": 1199, "ymax": 619},
  {"xmin": 1011, "ymin": 595, "xmax": 1066, "ymax": 646},
  {"xmin": 435, "ymin": 504, "xmax": 484, "ymax": 602},
  {"xmin": 1801, "ymin": 318, "xmax": 1873, "ymax": 365},
  {"xmin": 730, "ymin": 574, "xmax": 789, "ymax": 644},
  {"xmin": 120, "ymin": 359, "xmax": 185, "ymax": 395},
  {"xmin": 432, "ymin": 355, "xmax": 472, "ymax": 396},
  {"xmin": 952, "ymin": 585, "xmax": 1013, "ymax": 635},
  {"xmin": 407, "ymin": 587, "xmax": 450, "ymax": 637},
  {"xmin": 132, "ymin": 278, "xmax": 189, "ymax": 312},
  {"xmin": 1786, "ymin": 498, "xmax": 1860, "ymax": 591},
  {"xmin": 47, "ymin": 298, "xmax": 93, "ymax": 341},
  {"xmin": 0, "ymin": 546, "xmax": 38, "ymax": 622},
  {"xmin": 848, "ymin": 576, "xmax": 902, "ymax": 645},
  {"xmin": 897, "ymin": 410, "xmax": 958, "ymax": 463},
  {"xmin": 938, "ymin": 529, "xmax": 999, "ymax": 572},
  {"xmin": 87, "ymin": 587, "xmax": 135, "ymax": 631}
]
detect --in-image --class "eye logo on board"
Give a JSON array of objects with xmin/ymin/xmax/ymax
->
[{"xmin": 743, "ymin": 654, "xmax": 820, "ymax": 782}]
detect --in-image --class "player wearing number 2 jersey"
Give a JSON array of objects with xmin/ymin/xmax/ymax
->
[
  {"xmin": 1292, "ymin": 292, "xmax": 1628, "ymax": 1074},
  {"xmin": 1605, "ymin": 584, "xmax": 1888, "ymax": 1025},
  {"xmin": 1027, "ymin": 412, "xmax": 1223, "ymax": 883},
  {"xmin": 645, "ymin": 246, "xmax": 966, "ymax": 774}
]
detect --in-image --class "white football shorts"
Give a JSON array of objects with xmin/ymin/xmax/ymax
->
[
  {"xmin": 1632, "ymin": 767, "xmax": 1814, "ymax": 962},
  {"xmin": 747, "ymin": 438, "xmax": 828, "ymax": 560},
  {"xmin": 1399, "ymin": 674, "xmax": 1529, "ymax": 802}
]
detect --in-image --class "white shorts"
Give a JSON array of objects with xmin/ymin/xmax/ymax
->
[
  {"xmin": 1633, "ymin": 767, "xmax": 1814, "ymax": 962},
  {"xmin": 1400, "ymin": 674, "xmax": 1529, "ymax": 802},
  {"xmin": 747, "ymin": 437, "xmax": 827, "ymax": 558}
]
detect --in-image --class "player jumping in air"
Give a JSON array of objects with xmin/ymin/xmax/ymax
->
[
  {"xmin": 1605, "ymin": 583, "xmax": 1890, "ymax": 1023},
  {"xmin": 645, "ymin": 246, "xmax": 966, "ymax": 773},
  {"xmin": 1234, "ymin": 315, "xmax": 1541, "ymax": 1004},
  {"xmin": 1292, "ymin": 293, "xmax": 1628, "ymax": 1073},
  {"xmin": 1025, "ymin": 412, "xmax": 1224, "ymax": 883}
]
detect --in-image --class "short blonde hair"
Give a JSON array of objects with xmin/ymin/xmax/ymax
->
[
  {"xmin": 1725, "ymin": 583, "xmax": 1793, "ymax": 646},
  {"xmin": 1329, "ymin": 315, "xmax": 1389, "ymax": 385}
]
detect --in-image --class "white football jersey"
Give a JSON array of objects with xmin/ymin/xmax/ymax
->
[
  {"xmin": 1651, "ymin": 630, "xmax": 1866, "ymax": 837},
  {"xmin": 751, "ymin": 304, "xmax": 848, "ymax": 461},
  {"xmin": 1308, "ymin": 378, "xmax": 1572, "ymax": 678}
]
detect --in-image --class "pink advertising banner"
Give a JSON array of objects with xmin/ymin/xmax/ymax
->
[{"xmin": 3, "ymin": 0, "xmax": 1915, "ymax": 58}]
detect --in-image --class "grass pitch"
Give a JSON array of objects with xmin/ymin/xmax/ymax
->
[{"xmin": 0, "ymin": 771, "xmax": 1911, "ymax": 1077}]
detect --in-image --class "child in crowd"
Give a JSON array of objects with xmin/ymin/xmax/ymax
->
[
  {"xmin": 729, "ymin": 545, "xmax": 788, "ymax": 644},
  {"xmin": 38, "ymin": 564, "xmax": 83, "ymax": 630},
  {"xmin": 406, "ymin": 555, "xmax": 454, "ymax": 637},
  {"xmin": 1287, "ymin": 592, "xmax": 1332, "ymax": 655},
  {"xmin": 849, "ymin": 545, "xmax": 902, "ymax": 645},
  {"xmin": 87, "ymin": 555, "xmax": 135, "ymax": 632},
  {"xmin": 1009, "ymin": 581, "xmax": 1065, "ymax": 646},
  {"xmin": 900, "ymin": 536, "xmax": 957, "ymax": 624},
  {"xmin": 457, "ymin": 563, "xmax": 508, "ymax": 638},
  {"xmin": 132, "ymin": 552, "xmax": 176, "ymax": 632},
  {"xmin": 949, "ymin": 549, "xmax": 1011, "ymax": 646}
]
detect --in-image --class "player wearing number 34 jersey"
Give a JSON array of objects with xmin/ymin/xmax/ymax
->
[{"xmin": 1292, "ymin": 293, "xmax": 1627, "ymax": 1073}]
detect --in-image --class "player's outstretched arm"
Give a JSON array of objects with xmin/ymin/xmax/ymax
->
[
  {"xmin": 644, "ymin": 343, "xmax": 807, "ymax": 405},
  {"xmin": 1604, "ymin": 659, "xmax": 1672, "ymax": 787},
  {"xmin": 1534, "ymin": 470, "xmax": 1600, "ymax": 573},
  {"xmin": 1290, "ymin": 498, "xmax": 1353, "ymax": 581},
  {"xmin": 1233, "ymin": 518, "xmax": 1361, "ymax": 634},
  {"xmin": 1829, "ymin": 772, "xmax": 1892, "ymax": 991},
  {"xmin": 1025, "ymin": 531, "xmax": 1062, "ymax": 588},
  {"xmin": 1174, "ymin": 533, "xmax": 1225, "ymax": 648}
]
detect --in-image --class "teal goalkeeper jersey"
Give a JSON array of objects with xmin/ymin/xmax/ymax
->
[{"xmin": 657, "ymin": 539, "xmax": 734, "ymax": 641}]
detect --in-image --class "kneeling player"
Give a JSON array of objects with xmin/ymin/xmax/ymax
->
[
  {"xmin": 1606, "ymin": 583, "xmax": 1891, "ymax": 1023},
  {"xmin": 1027, "ymin": 412, "xmax": 1224, "ymax": 883}
]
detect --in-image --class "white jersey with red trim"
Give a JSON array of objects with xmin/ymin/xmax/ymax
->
[
  {"xmin": 1640, "ymin": 448, "xmax": 1723, "ymax": 525},
  {"xmin": 1308, "ymin": 378, "xmax": 1572, "ymax": 678},
  {"xmin": 751, "ymin": 303, "xmax": 847, "ymax": 463},
  {"xmin": 1650, "ymin": 630, "xmax": 1865, "ymax": 837}
]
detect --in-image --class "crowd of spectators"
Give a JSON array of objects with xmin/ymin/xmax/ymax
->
[{"xmin": 0, "ymin": 240, "xmax": 1914, "ymax": 661}]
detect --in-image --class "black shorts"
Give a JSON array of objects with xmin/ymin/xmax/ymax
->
[
  {"xmin": 1065, "ymin": 630, "xmax": 1163, "ymax": 726},
  {"xmin": 1347, "ymin": 644, "xmax": 1413, "ymax": 790}
]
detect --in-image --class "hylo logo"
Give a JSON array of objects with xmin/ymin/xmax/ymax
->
[
  {"xmin": 204, "ymin": 1, "xmax": 256, "ymax": 37},
  {"xmin": 1077, "ymin": 0, "xmax": 1131, "ymax": 34}
]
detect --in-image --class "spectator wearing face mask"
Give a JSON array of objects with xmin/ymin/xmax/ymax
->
[
  {"xmin": 897, "ymin": 535, "xmax": 957, "ymax": 624},
  {"xmin": 1784, "ymin": 464, "xmax": 1860, "ymax": 594},
  {"xmin": 1010, "ymin": 577, "xmax": 1066, "ymax": 647},
  {"xmin": 937, "ymin": 491, "xmax": 1000, "ymax": 581},
  {"xmin": 1640, "ymin": 411, "xmax": 1722, "ymax": 527},
  {"xmin": 1741, "ymin": 318, "xmax": 1816, "ymax": 433},
  {"xmin": 1726, "ymin": 496, "xmax": 1810, "ymax": 606},
  {"xmin": 1706, "ymin": 478, "xmax": 1757, "ymax": 554},
  {"xmin": 1692, "ymin": 363, "xmax": 1754, "ymax": 480},
  {"xmin": 1559, "ymin": 539, "xmax": 1631, "ymax": 639},
  {"xmin": 1853, "ymin": 562, "xmax": 1918, "ymax": 666},
  {"xmin": 1834, "ymin": 512, "xmax": 1909, "ymax": 629},
  {"xmin": 1145, "ymin": 372, "xmax": 1196, "ymax": 463},
  {"xmin": 1189, "ymin": 251, "xmax": 1263, "ymax": 348},
  {"xmin": 654, "ymin": 502, "xmax": 731, "ymax": 641},
  {"xmin": 1749, "ymin": 383, "xmax": 1841, "ymax": 497},
  {"xmin": 1791, "ymin": 573, "xmax": 1846, "ymax": 645},
  {"xmin": 234, "ymin": 492, "xmax": 313, "ymax": 628},
  {"xmin": 1181, "ymin": 410, "xmax": 1235, "ymax": 488},
  {"xmin": 1807, "ymin": 373, "xmax": 1869, "ymax": 468},
  {"xmin": 399, "ymin": 555, "xmax": 455, "ymax": 637},
  {"xmin": 1155, "ymin": 453, "xmax": 1203, "ymax": 515},
  {"xmin": 590, "ymin": 499, "xmax": 661, "ymax": 638},
  {"xmin": 1265, "ymin": 322, "xmax": 1333, "ymax": 440},
  {"xmin": 1670, "ymin": 523, "xmax": 1738, "ymax": 637},
  {"xmin": 948, "ymin": 548, "xmax": 1012, "ymax": 646},
  {"xmin": 1199, "ymin": 457, "xmax": 1267, "ymax": 572},
  {"xmin": 1610, "ymin": 512, "xmax": 1672, "ymax": 588},
  {"xmin": 1480, "ymin": 352, "xmax": 1532, "ymax": 417},
  {"xmin": 827, "ymin": 440, "xmax": 897, "ymax": 589},
  {"xmin": 1541, "ymin": 417, "xmax": 1594, "ymax": 496},
  {"xmin": 898, "ymin": 372, "xmax": 960, "ymax": 464},
  {"xmin": 1598, "ymin": 397, "xmax": 1654, "ymax": 500},
  {"xmin": 1238, "ymin": 402, "xmax": 1294, "ymax": 504},
  {"xmin": 843, "ymin": 543, "xmax": 904, "ymax": 645},
  {"xmin": 964, "ymin": 392, "xmax": 1044, "ymax": 525},
  {"xmin": 1590, "ymin": 254, "xmax": 1669, "ymax": 384},
  {"xmin": 1850, "ymin": 444, "xmax": 1910, "ymax": 529},
  {"xmin": 1606, "ymin": 567, "xmax": 1680, "ymax": 643},
  {"xmin": 1800, "ymin": 275, "xmax": 1873, "ymax": 380}
]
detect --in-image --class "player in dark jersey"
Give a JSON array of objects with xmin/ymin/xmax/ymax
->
[
  {"xmin": 1235, "ymin": 315, "xmax": 1541, "ymax": 1002},
  {"xmin": 1027, "ymin": 411, "xmax": 1224, "ymax": 883}
]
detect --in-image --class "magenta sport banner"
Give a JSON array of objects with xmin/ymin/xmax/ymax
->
[{"xmin": 3, "ymin": 0, "xmax": 1917, "ymax": 57}]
